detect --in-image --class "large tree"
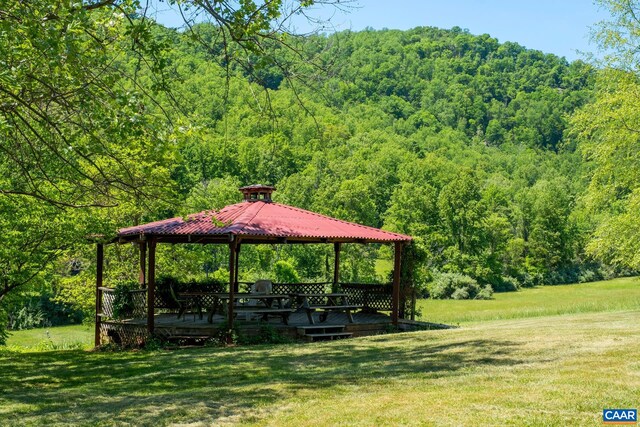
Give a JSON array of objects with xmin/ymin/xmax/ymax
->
[
  {"xmin": 0, "ymin": 0, "xmax": 345, "ymax": 342},
  {"xmin": 570, "ymin": 0, "xmax": 640, "ymax": 269}
]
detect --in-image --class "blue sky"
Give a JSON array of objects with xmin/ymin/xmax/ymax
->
[{"xmin": 150, "ymin": 0, "xmax": 610, "ymax": 61}]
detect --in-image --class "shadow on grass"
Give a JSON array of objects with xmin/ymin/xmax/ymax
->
[{"xmin": 0, "ymin": 334, "xmax": 525, "ymax": 425}]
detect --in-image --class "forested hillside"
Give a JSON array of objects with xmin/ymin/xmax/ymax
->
[
  {"xmin": 150, "ymin": 25, "xmax": 600, "ymax": 292},
  {"xmin": 2, "ymin": 14, "xmax": 631, "ymax": 330}
]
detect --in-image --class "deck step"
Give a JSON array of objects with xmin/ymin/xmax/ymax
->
[
  {"xmin": 297, "ymin": 324, "xmax": 346, "ymax": 331},
  {"xmin": 166, "ymin": 335, "xmax": 212, "ymax": 341},
  {"xmin": 303, "ymin": 332, "xmax": 353, "ymax": 342}
]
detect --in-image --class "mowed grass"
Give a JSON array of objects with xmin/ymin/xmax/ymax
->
[
  {"xmin": 6, "ymin": 324, "xmax": 93, "ymax": 350},
  {"xmin": 1, "ymin": 277, "xmax": 639, "ymax": 426},
  {"xmin": 418, "ymin": 276, "xmax": 640, "ymax": 325},
  {"xmin": 0, "ymin": 310, "xmax": 638, "ymax": 426}
]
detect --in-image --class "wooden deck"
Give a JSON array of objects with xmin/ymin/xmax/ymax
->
[{"xmin": 99, "ymin": 310, "xmax": 410, "ymax": 345}]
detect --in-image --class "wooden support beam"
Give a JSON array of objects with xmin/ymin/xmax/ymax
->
[
  {"xmin": 227, "ymin": 240, "xmax": 237, "ymax": 343},
  {"xmin": 139, "ymin": 241, "xmax": 146, "ymax": 287},
  {"xmin": 333, "ymin": 242, "xmax": 341, "ymax": 292},
  {"xmin": 94, "ymin": 243, "xmax": 104, "ymax": 347},
  {"xmin": 391, "ymin": 241, "xmax": 402, "ymax": 325},
  {"xmin": 233, "ymin": 243, "xmax": 241, "ymax": 292},
  {"xmin": 147, "ymin": 239, "xmax": 156, "ymax": 335}
]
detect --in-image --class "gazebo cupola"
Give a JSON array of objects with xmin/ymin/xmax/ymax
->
[{"xmin": 239, "ymin": 184, "xmax": 275, "ymax": 202}]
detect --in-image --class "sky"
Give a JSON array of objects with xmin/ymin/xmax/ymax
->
[{"xmin": 150, "ymin": 0, "xmax": 611, "ymax": 61}]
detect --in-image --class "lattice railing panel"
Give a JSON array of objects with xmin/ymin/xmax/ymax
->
[
  {"xmin": 101, "ymin": 287, "xmax": 115, "ymax": 318},
  {"xmin": 129, "ymin": 290, "xmax": 147, "ymax": 318},
  {"xmin": 272, "ymin": 282, "xmax": 332, "ymax": 305},
  {"xmin": 339, "ymin": 283, "xmax": 393, "ymax": 311},
  {"xmin": 100, "ymin": 288, "xmax": 146, "ymax": 320},
  {"xmin": 100, "ymin": 322, "xmax": 148, "ymax": 347},
  {"xmin": 154, "ymin": 282, "xmax": 226, "ymax": 309}
]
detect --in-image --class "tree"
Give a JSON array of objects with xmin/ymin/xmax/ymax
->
[
  {"xmin": 0, "ymin": 0, "xmax": 348, "ymax": 338},
  {"xmin": 570, "ymin": 0, "xmax": 640, "ymax": 269}
]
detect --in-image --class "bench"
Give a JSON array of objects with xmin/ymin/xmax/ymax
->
[
  {"xmin": 208, "ymin": 293, "xmax": 292, "ymax": 324},
  {"xmin": 305, "ymin": 304, "xmax": 363, "ymax": 324},
  {"xmin": 232, "ymin": 306, "xmax": 295, "ymax": 324},
  {"xmin": 293, "ymin": 293, "xmax": 362, "ymax": 324}
]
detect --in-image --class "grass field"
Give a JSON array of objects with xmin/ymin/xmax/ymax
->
[
  {"xmin": 5, "ymin": 324, "xmax": 93, "ymax": 350},
  {"xmin": 418, "ymin": 276, "xmax": 640, "ymax": 325},
  {"xmin": 1, "ymin": 278, "xmax": 638, "ymax": 426}
]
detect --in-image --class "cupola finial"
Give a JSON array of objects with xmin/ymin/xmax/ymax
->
[{"xmin": 239, "ymin": 184, "xmax": 275, "ymax": 202}]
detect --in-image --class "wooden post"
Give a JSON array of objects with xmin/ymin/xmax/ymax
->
[
  {"xmin": 333, "ymin": 242, "xmax": 341, "ymax": 292},
  {"xmin": 227, "ymin": 240, "xmax": 237, "ymax": 343},
  {"xmin": 391, "ymin": 241, "xmax": 402, "ymax": 325},
  {"xmin": 94, "ymin": 243, "xmax": 104, "ymax": 347},
  {"xmin": 139, "ymin": 241, "xmax": 146, "ymax": 288},
  {"xmin": 147, "ymin": 239, "xmax": 156, "ymax": 335},
  {"xmin": 234, "ymin": 243, "xmax": 241, "ymax": 292}
]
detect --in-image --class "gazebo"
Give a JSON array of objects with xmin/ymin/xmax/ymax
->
[{"xmin": 94, "ymin": 185, "xmax": 412, "ymax": 345}]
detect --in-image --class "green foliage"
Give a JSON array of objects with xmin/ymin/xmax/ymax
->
[
  {"xmin": 274, "ymin": 260, "xmax": 300, "ymax": 283},
  {"xmin": 237, "ymin": 324, "xmax": 294, "ymax": 345},
  {"xmin": 568, "ymin": 1, "xmax": 640, "ymax": 271},
  {"xmin": 111, "ymin": 281, "xmax": 139, "ymax": 320},
  {"xmin": 8, "ymin": 306, "xmax": 44, "ymax": 331},
  {"xmin": 7, "ymin": 292, "xmax": 82, "ymax": 331},
  {"xmin": 2, "ymin": 3, "xmax": 622, "ymax": 332},
  {"xmin": 427, "ymin": 272, "xmax": 493, "ymax": 300}
]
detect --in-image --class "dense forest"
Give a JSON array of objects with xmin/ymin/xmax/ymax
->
[{"xmin": 1, "ymin": 0, "xmax": 639, "ymax": 336}]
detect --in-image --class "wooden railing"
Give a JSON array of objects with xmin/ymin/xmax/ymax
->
[
  {"xmin": 154, "ymin": 282, "xmax": 226, "ymax": 309},
  {"xmin": 338, "ymin": 283, "xmax": 394, "ymax": 312},
  {"xmin": 101, "ymin": 281, "xmax": 399, "ymax": 320},
  {"xmin": 100, "ymin": 287, "xmax": 147, "ymax": 320}
]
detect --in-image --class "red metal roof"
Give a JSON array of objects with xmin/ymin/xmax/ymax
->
[{"xmin": 118, "ymin": 201, "xmax": 411, "ymax": 243}]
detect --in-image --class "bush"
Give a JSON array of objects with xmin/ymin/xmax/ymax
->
[
  {"xmin": 274, "ymin": 260, "xmax": 300, "ymax": 283},
  {"xmin": 476, "ymin": 285, "xmax": 494, "ymax": 300},
  {"xmin": 427, "ymin": 273, "xmax": 493, "ymax": 300},
  {"xmin": 521, "ymin": 273, "xmax": 543, "ymax": 288},
  {"xmin": 492, "ymin": 276, "xmax": 520, "ymax": 292},
  {"xmin": 7, "ymin": 292, "xmax": 83, "ymax": 330},
  {"xmin": 9, "ymin": 305, "xmax": 45, "ymax": 330},
  {"xmin": 112, "ymin": 281, "xmax": 139, "ymax": 319},
  {"xmin": 238, "ymin": 324, "xmax": 293, "ymax": 345}
]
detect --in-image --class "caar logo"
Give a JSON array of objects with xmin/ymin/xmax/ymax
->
[{"xmin": 603, "ymin": 409, "xmax": 637, "ymax": 424}]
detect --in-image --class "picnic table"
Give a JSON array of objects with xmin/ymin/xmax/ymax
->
[
  {"xmin": 209, "ymin": 292, "xmax": 294, "ymax": 324},
  {"xmin": 293, "ymin": 293, "xmax": 362, "ymax": 325},
  {"xmin": 178, "ymin": 291, "xmax": 210, "ymax": 320}
]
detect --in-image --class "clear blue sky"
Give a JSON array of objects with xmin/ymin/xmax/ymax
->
[{"xmin": 150, "ymin": 0, "xmax": 610, "ymax": 61}]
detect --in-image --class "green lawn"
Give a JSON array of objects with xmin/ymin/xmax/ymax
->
[
  {"xmin": 417, "ymin": 276, "xmax": 640, "ymax": 325},
  {"xmin": 5, "ymin": 324, "xmax": 93, "ymax": 350},
  {"xmin": 0, "ymin": 310, "xmax": 638, "ymax": 426},
  {"xmin": 1, "ymin": 277, "xmax": 639, "ymax": 426}
]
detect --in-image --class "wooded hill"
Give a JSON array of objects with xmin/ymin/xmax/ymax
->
[
  {"xmin": 2, "ymin": 19, "xmax": 629, "ymax": 330},
  {"xmin": 150, "ymin": 25, "xmax": 601, "ymax": 291}
]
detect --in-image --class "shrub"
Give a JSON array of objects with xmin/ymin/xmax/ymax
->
[
  {"xmin": 476, "ymin": 285, "xmax": 494, "ymax": 300},
  {"xmin": 274, "ymin": 260, "xmax": 300, "ymax": 283},
  {"xmin": 9, "ymin": 305, "xmax": 45, "ymax": 330},
  {"xmin": 450, "ymin": 287, "xmax": 469, "ymax": 300},
  {"xmin": 238, "ymin": 324, "xmax": 293, "ymax": 345},
  {"xmin": 112, "ymin": 281, "xmax": 138, "ymax": 319},
  {"xmin": 577, "ymin": 268, "xmax": 601, "ymax": 284},
  {"xmin": 521, "ymin": 273, "xmax": 543, "ymax": 288},
  {"xmin": 7, "ymin": 292, "xmax": 83, "ymax": 330},
  {"xmin": 492, "ymin": 276, "xmax": 520, "ymax": 292},
  {"xmin": 427, "ymin": 273, "xmax": 492, "ymax": 300}
]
